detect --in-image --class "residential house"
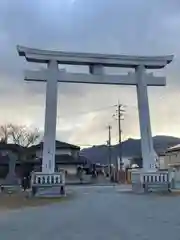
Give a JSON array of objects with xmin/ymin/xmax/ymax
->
[
  {"xmin": 0, "ymin": 140, "xmax": 88, "ymax": 179},
  {"xmin": 27, "ymin": 140, "xmax": 87, "ymax": 174},
  {"xmin": 161, "ymin": 144, "xmax": 180, "ymax": 182},
  {"xmin": 163, "ymin": 144, "xmax": 180, "ymax": 169}
]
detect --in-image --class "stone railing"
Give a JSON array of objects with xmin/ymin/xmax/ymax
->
[
  {"xmin": 31, "ymin": 171, "xmax": 65, "ymax": 196},
  {"xmin": 143, "ymin": 172, "xmax": 169, "ymax": 183},
  {"xmin": 131, "ymin": 170, "xmax": 175, "ymax": 193},
  {"xmin": 31, "ymin": 172, "xmax": 65, "ymax": 186}
]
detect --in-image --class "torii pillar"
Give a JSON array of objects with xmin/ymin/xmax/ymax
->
[
  {"xmin": 17, "ymin": 45, "xmax": 173, "ymax": 173},
  {"xmin": 42, "ymin": 60, "xmax": 59, "ymax": 173},
  {"xmin": 136, "ymin": 65, "xmax": 155, "ymax": 170}
]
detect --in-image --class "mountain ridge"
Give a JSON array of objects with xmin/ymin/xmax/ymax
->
[{"xmin": 80, "ymin": 135, "xmax": 180, "ymax": 164}]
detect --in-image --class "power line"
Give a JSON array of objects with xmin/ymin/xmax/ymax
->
[{"xmin": 59, "ymin": 104, "xmax": 117, "ymax": 118}]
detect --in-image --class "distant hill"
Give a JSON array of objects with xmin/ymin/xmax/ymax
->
[{"xmin": 80, "ymin": 135, "xmax": 180, "ymax": 164}]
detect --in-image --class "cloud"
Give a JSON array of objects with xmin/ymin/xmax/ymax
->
[{"xmin": 0, "ymin": 0, "xmax": 180, "ymax": 145}]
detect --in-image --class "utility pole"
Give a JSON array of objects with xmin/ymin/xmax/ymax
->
[
  {"xmin": 118, "ymin": 103, "xmax": 124, "ymax": 171},
  {"xmin": 113, "ymin": 102, "xmax": 125, "ymax": 174},
  {"xmin": 107, "ymin": 125, "xmax": 112, "ymax": 177}
]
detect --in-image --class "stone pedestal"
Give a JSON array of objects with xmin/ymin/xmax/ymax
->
[{"xmin": 4, "ymin": 153, "xmax": 19, "ymax": 186}]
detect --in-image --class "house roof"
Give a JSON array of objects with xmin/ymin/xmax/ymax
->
[
  {"xmin": 28, "ymin": 140, "xmax": 80, "ymax": 151},
  {"xmin": 0, "ymin": 143, "xmax": 25, "ymax": 153},
  {"xmin": 0, "ymin": 141, "xmax": 80, "ymax": 153},
  {"xmin": 166, "ymin": 144, "xmax": 180, "ymax": 153}
]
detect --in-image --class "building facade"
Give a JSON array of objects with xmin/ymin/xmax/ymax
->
[
  {"xmin": 0, "ymin": 141, "xmax": 87, "ymax": 178},
  {"xmin": 163, "ymin": 144, "xmax": 180, "ymax": 169},
  {"xmin": 27, "ymin": 140, "xmax": 86, "ymax": 174}
]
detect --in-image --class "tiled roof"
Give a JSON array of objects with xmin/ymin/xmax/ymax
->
[
  {"xmin": 166, "ymin": 144, "xmax": 180, "ymax": 153},
  {"xmin": 0, "ymin": 143, "xmax": 25, "ymax": 153},
  {"xmin": 28, "ymin": 140, "xmax": 80, "ymax": 150}
]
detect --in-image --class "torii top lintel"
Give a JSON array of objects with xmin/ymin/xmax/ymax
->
[{"xmin": 17, "ymin": 45, "xmax": 173, "ymax": 69}]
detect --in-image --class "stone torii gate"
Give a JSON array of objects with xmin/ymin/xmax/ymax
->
[{"xmin": 17, "ymin": 46, "xmax": 173, "ymax": 174}]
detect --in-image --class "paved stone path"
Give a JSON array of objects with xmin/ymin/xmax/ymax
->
[{"xmin": 0, "ymin": 185, "xmax": 180, "ymax": 239}]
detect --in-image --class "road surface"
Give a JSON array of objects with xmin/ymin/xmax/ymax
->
[{"xmin": 0, "ymin": 185, "xmax": 180, "ymax": 240}]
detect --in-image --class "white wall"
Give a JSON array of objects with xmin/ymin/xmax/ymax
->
[
  {"xmin": 158, "ymin": 156, "xmax": 165, "ymax": 169},
  {"xmin": 164, "ymin": 151, "xmax": 180, "ymax": 168},
  {"xmin": 35, "ymin": 149, "xmax": 75, "ymax": 158}
]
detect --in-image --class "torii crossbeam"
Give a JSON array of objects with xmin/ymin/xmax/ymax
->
[{"xmin": 17, "ymin": 45, "xmax": 173, "ymax": 173}]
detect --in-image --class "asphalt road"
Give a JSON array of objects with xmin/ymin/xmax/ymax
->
[{"xmin": 0, "ymin": 185, "xmax": 180, "ymax": 240}]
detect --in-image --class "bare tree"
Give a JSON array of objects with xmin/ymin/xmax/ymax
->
[
  {"xmin": 0, "ymin": 124, "xmax": 11, "ymax": 143},
  {"xmin": 8, "ymin": 124, "xmax": 40, "ymax": 147},
  {"xmin": 0, "ymin": 123, "xmax": 40, "ymax": 147}
]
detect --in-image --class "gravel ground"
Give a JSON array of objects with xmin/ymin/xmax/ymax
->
[{"xmin": 0, "ymin": 185, "xmax": 180, "ymax": 240}]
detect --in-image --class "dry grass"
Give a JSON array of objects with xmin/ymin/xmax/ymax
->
[
  {"xmin": 149, "ymin": 190, "xmax": 180, "ymax": 197},
  {"xmin": 0, "ymin": 191, "xmax": 70, "ymax": 210}
]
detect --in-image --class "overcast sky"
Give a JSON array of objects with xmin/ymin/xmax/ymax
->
[{"xmin": 0, "ymin": 0, "xmax": 180, "ymax": 147}]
